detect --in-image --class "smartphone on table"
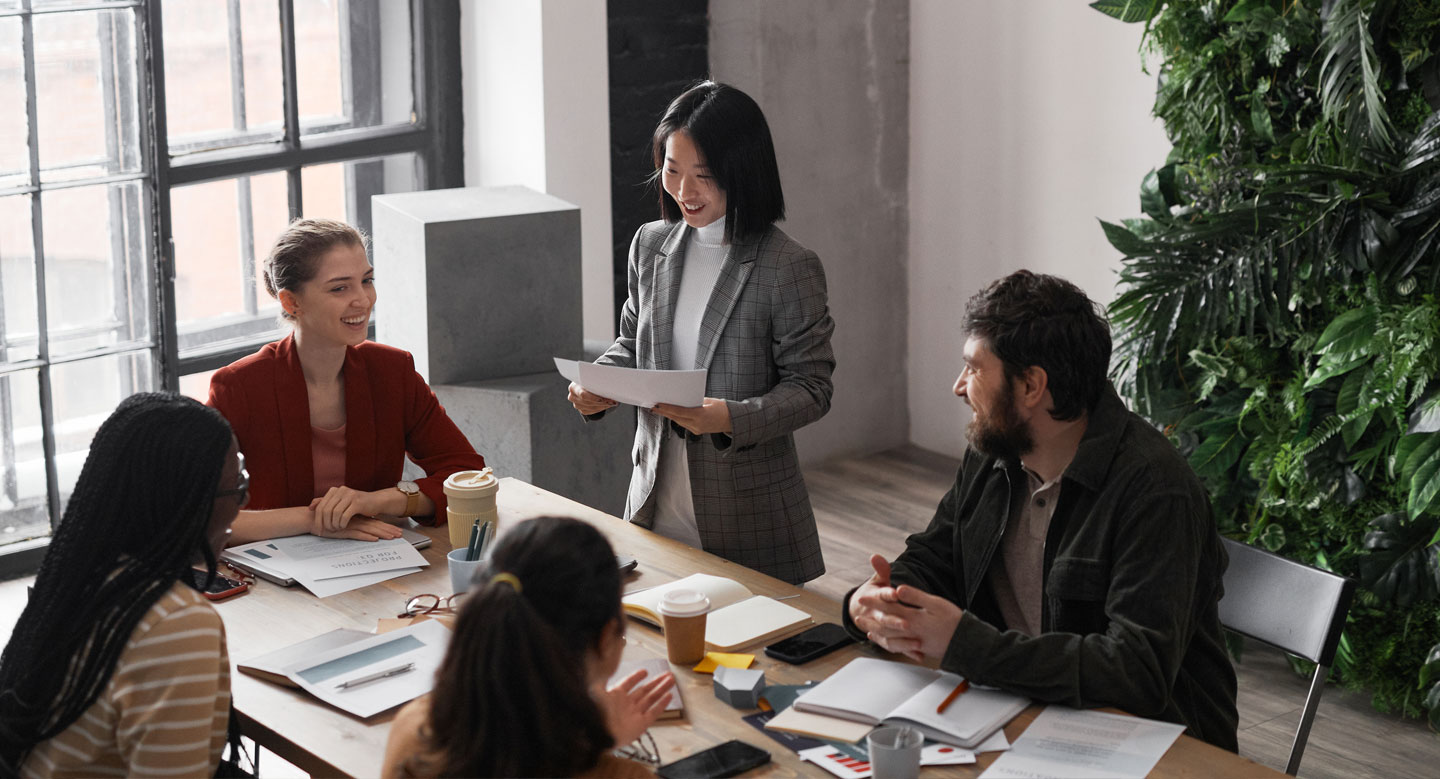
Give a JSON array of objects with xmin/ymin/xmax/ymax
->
[
  {"xmin": 656, "ymin": 739, "xmax": 770, "ymax": 779},
  {"xmin": 187, "ymin": 568, "xmax": 250, "ymax": 601},
  {"xmin": 763, "ymin": 622, "xmax": 855, "ymax": 665}
]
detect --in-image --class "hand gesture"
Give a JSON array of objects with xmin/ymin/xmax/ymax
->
[
  {"xmin": 599, "ymin": 667, "xmax": 675, "ymax": 746},
  {"xmin": 653, "ymin": 397, "xmax": 732, "ymax": 435},
  {"xmin": 851, "ymin": 554, "xmax": 963, "ymax": 662},
  {"xmin": 569, "ymin": 382, "xmax": 618, "ymax": 416}
]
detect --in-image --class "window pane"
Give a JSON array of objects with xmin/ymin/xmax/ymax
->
[
  {"xmin": 32, "ymin": 1, "xmax": 132, "ymax": 7},
  {"xmin": 41, "ymin": 181, "xmax": 152, "ymax": 357},
  {"xmin": 172, "ymin": 171, "xmax": 289, "ymax": 357},
  {"xmin": 0, "ymin": 368, "xmax": 48, "ymax": 547},
  {"xmin": 50, "ymin": 350, "xmax": 153, "ymax": 509},
  {"xmin": 163, "ymin": 0, "xmax": 284, "ymax": 156},
  {"xmin": 33, "ymin": 9, "xmax": 141, "ymax": 184},
  {"xmin": 301, "ymin": 152, "xmax": 418, "ymax": 237},
  {"xmin": 0, "ymin": 17, "xmax": 29, "ymax": 190},
  {"xmin": 0, "ymin": 195, "xmax": 38, "ymax": 364},
  {"xmin": 178, "ymin": 368, "xmax": 217, "ymax": 402},
  {"xmin": 297, "ymin": 0, "xmax": 414, "ymax": 138}
]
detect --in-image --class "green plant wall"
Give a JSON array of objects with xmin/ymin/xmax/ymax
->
[{"xmin": 1091, "ymin": 0, "xmax": 1440, "ymax": 725}]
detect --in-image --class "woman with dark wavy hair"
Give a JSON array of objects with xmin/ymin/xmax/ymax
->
[
  {"xmin": 382, "ymin": 517, "xmax": 674, "ymax": 778},
  {"xmin": 0, "ymin": 393, "xmax": 245, "ymax": 776}
]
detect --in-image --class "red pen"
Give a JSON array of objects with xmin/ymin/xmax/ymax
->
[{"xmin": 936, "ymin": 679, "xmax": 970, "ymax": 714}]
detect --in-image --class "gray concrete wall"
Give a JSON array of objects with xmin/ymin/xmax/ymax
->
[{"xmin": 709, "ymin": 0, "xmax": 910, "ymax": 466}]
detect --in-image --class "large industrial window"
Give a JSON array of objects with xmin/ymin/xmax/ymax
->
[{"xmin": 0, "ymin": 0, "xmax": 461, "ymax": 572}]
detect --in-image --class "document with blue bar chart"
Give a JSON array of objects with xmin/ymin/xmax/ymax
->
[{"xmin": 283, "ymin": 618, "xmax": 451, "ymax": 718}]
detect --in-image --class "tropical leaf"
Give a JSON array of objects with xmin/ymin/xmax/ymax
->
[
  {"xmin": 1319, "ymin": 0, "xmax": 1395, "ymax": 153},
  {"xmin": 1359, "ymin": 513, "xmax": 1440, "ymax": 607},
  {"xmin": 1088, "ymin": 0, "xmax": 1161, "ymax": 24},
  {"xmin": 1408, "ymin": 392, "xmax": 1440, "ymax": 434}
]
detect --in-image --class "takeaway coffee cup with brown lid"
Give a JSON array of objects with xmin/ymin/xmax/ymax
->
[
  {"xmin": 658, "ymin": 589, "xmax": 710, "ymax": 665},
  {"xmin": 444, "ymin": 468, "xmax": 499, "ymax": 550}
]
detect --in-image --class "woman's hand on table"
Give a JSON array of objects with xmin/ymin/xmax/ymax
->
[
  {"xmin": 653, "ymin": 398, "xmax": 732, "ymax": 435},
  {"xmin": 568, "ymin": 382, "xmax": 618, "ymax": 415},
  {"xmin": 312, "ymin": 516, "xmax": 404, "ymax": 542},
  {"xmin": 309, "ymin": 485, "xmax": 401, "ymax": 533},
  {"xmin": 599, "ymin": 667, "xmax": 676, "ymax": 746}
]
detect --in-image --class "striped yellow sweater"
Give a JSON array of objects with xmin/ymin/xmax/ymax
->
[{"xmin": 21, "ymin": 580, "xmax": 230, "ymax": 778}]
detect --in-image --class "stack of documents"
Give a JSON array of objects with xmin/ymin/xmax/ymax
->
[
  {"xmin": 227, "ymin": 534, "xmax": 428, "ymax": 597},
  {"xmin": 245, "ymin": 620, "xmax": 451, "ymax": 718}
]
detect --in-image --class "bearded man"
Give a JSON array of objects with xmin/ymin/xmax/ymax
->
[{"xmin": 844, "ymin": 270, "xmax": 1239, "ymax": 751}]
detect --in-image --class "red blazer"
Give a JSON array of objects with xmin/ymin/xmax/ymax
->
[{"xmin": 207, "ymin": 335, "xmax": 484, "ymax": 524}]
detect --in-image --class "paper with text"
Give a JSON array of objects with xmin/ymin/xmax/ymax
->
[
  {"xmin": 554, "ymin": 357, "xmax": 706, "ymax": 408},
  {"xmin": 979, "ymin": 707, "xmax": 1184, "ymax": 778},
  {"xmin": 284, "ymin": 618, "xmax": 451, "ymax": 719}
]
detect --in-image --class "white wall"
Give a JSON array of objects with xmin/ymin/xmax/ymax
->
[
  {"xmin": 907, "ymin": 2, "xmax": 1171, "ymax": 458},
  {"xmin": 460, "ymin": 0, "xmax": 615, "ymax": 342}
]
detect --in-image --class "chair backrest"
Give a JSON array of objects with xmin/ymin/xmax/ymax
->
[{"xmin": 1217, "ymin": 538, "xmax": 1356, "ymax": 665}]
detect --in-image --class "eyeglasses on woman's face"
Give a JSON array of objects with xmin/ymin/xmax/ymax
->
[{"xmin": 214, "ymin": 454, "xmax": 250, "ymax": 508}]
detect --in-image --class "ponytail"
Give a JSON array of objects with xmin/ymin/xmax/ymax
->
[{"xmin": 414, "ymin": 518, "xmax": 623, "ymax": 777}]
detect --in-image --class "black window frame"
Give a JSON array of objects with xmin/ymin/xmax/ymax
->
[{"xmin": 0, "ymin": 0, "xmax": 463, "ymax": 577}]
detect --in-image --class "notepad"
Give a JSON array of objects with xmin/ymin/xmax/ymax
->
[
  {"xmin": 621, "ymin": 573, "xmax": 813, "ymax": 651},
  {"xmin": 610, "ymin": 657, "xmax": 684, "ymax": 720},
  {"xmin": 794, "ymin": 658, "xmax": 1028, "ymax": 749}
]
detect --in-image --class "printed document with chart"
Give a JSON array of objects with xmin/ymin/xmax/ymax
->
[{"xmin": 227, "ymin": 535, "xmax": 427, "ymax": 597}]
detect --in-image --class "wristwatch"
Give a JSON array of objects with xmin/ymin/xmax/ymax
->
[{"xmin": 395, "ymin": 480, "xmax": 421, "ymax": 517}]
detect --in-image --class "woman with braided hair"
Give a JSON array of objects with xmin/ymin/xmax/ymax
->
[
  {"xmin": 0, "ymin": 393, "xmax": 245, "ymax": 776},
  {"xmin": 382, "ymin": 517, "xmax": 675, "ymax": 778}
]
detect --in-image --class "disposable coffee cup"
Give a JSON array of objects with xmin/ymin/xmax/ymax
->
[
  {"xmin": 444, "ymin": 468, "xmax": 499, "ymax": 550},
  {"xmin": 657, "ymin": 589, "xmax": 710, "ymax": 665},
  {"xmin": 447, "ymin": 548, "xmax": 486, "ymax": 595},
  {"xmin": 867, "ymin": 726, "xmax": 923, "ymax": 779}
]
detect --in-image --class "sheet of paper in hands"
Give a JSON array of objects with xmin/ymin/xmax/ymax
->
[{"xmin": 554, "ymin": 357, "xmax": 706, "ymax": 408}]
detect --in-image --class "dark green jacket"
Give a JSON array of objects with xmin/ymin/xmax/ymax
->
[{"xmin": 844, "ymin": 386, "xmax": 1239, "ymax": 751}]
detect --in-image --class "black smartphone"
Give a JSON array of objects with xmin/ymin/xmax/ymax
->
[
  {"xmin": 763, "ymin": 622, "xmax": 855, "ymax": 665},
  {"xmin": 186, "ymin": 568, "xmax": 249, "ymax": 601},
  {"xmin": 656, "ymin": 740, "xmax": 770, "ymax": 779}
]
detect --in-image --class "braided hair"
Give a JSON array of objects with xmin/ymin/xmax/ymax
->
[
  {"xmin": 411, "ymin": 516, "xmax": 622, "ymax": 777},
  {"xmin": 0, "ymin": 392, "xmax": 234, "ymax": 773}
]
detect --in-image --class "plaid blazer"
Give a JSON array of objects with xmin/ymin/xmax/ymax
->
[{"xmin": 596, "ymin": 220, "xmax": 835, "ymax": 584}]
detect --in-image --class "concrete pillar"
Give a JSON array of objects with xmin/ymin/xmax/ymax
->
[{"xmin": 373, "ymin": 185, "xmax": 631, "ymax": 515}]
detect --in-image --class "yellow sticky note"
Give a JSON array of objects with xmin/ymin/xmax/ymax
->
[{"xmin": 693, "ymin": 651, "xmax": 755, "ymax": 674}]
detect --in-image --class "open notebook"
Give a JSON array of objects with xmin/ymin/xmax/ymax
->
[
  {"xmin": 792, "ymin": 657, "xmax": 1028, "ymax": 749},
  {"xmin": 622, "ymin": 573, "xmax": 812, "ymax": 651}
]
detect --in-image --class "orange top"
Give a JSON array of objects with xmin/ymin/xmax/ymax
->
[{"xmin": 311, "ymin": 423, "xmax": 347, "ymax": 498}]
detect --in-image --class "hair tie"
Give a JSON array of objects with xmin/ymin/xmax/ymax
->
[{"xmin": 491, "ymin": 572, "xmax": 523, "ymax": 593}]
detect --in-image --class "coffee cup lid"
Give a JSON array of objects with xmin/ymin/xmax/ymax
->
[
  {"xmin": 657, "ymin": 589, "xmax": 710, "ymax": 617},
  {"xmin": 444, "ymin": 468, "xmax": 497, "ymax": 492}
]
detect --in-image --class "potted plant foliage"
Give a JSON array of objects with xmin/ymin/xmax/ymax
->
[{"xmin": 1092, "ymin": 0, "xmax": 1440, "ymax": 726}]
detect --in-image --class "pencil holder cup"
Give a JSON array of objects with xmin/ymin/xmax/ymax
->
[{"xmin": 447, "ymin": 548, "xmax": 487, "ymax": 595}]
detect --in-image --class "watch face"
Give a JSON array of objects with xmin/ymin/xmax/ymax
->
[{"xmin": 397, "ymin": 480, "xmax": 420, "ymax": 494}]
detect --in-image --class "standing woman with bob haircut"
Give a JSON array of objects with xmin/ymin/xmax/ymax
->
[
  {"xmin": 568, "ymin": 81, "xmax": 836, "ymax": 584},
  {"xmin": 209, "ymin": 218, "xmax": 486, "ymax": 545},
  {"xmin": 0, "ymin": 393, "xmax": 245, "ymax": 776}
]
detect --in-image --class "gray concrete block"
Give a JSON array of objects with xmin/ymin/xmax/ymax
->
[
  {"xmin": 372, "ymin": 185, "xmax": 583, "ymax": 385},
  {"xmin": 433, "ymin": 371, "xmax": 635, "ymax": 517}
]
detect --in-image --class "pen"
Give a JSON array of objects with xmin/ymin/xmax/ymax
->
[
  {"xmin": 465, "ymin": 520, "xmax": 481, "ymax": 562},
  {"xmin": 479, "ymin": 520, "xmax": 495, "ymax": 556},
  {"xmin": 335, "ymin": 662, "xmax": 416, "ymax": 691},
  {"xmin": 936, "ymin": 679, "xmax": 970, "ymax": 714}
]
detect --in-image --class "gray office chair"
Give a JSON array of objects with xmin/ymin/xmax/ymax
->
[{"xmin": 1217, "ymin": 538, "xmax": 1357, "ymax": 776}]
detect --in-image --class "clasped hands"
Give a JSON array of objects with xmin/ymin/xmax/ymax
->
[
  {"xmin": 307, "ymin": 485, "xmax": 405, "ymax": 542},
  {"xmin": 568, "ymin": 382, "xmax": 732, "ymax": 435},
  {"xmin": 849, "ymin": 554, "xmax": 964, "ymax": 662}
]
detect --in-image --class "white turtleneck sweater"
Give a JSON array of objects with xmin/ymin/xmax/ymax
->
[{"xmin": 651, "ymin": 216, "xmax": 728, "ymax": 548}]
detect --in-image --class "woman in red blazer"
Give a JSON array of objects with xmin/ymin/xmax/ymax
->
[{"xmin": 209, "ymin": 218, "xmax": 485, "ymax": 545}]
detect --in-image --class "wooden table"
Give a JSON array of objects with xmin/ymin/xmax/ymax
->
[{"xmin": 217, "ymin": 478, "xmax": 1284, "ymax": 778}]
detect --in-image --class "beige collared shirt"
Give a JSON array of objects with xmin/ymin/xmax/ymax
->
[{"xmin": 988, "ymin": 466, "xmax": 1061, "ymax": 636}]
